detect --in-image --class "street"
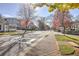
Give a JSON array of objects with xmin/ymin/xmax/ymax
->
[{"xmin": 0, "ymin": 31, "xmax": 60, "ymax": 56}]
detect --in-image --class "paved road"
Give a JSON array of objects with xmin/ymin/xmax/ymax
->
[
  {"xmin": 0, "ymin": 31, "xmax": 50, "ymax": 56},
  {"xmin": 25, "ymin": 31, "xmax": 60, "ymax": 56}
]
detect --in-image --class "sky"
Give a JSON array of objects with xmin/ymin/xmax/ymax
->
[
  {"xmin": 0, "ymin": 3, "xmax": 20, "ymax": 17},
  {"xmin": 35, "ymin": 6, "xmax": 54, "ymax": 17},
  {"xmin": 69, "ymin": 9, "xmax": 79, "ymax": 17},
  {"xmin": 0, "ymin": 3, "xmax": 79, "ymax": 18}
]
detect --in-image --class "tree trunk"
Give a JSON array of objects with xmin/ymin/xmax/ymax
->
[{"xmin": 62, "ymin": 12, "xmax": 65, "ymax": 35}]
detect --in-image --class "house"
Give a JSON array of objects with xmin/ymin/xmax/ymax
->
[
  {"xmin": 71, "ymin": 20, "xmax": 79, "ymax": 31},
  {"xmin": 0, "ymin": 15, "xmax": 18, "ymax": 32},
  {"xmin": 4, "ymin": 17, "xmax": 18, "ymax": 31},
  {"xmin": 0, "ymin": 15, "xmax": 9, "ymax": 32}
]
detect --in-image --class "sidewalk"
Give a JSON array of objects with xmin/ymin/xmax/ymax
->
[{"xmin": 25, "ymin": 31, "xmax": 61, "ymax": 56}]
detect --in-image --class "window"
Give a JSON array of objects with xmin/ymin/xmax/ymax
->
[
  {"xmin": 0, "ymin": 25, "xmax": 1, "ymax": 30},
  {"xmin": 5, "ymin": 19, "xmax": 7, "ymax": 21}
]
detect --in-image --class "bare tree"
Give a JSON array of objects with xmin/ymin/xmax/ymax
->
[
  {"xmin": 38, "ymin": 17, "xmax": 47, "ymax": 30},
  {"xmin": 17, "ymin": 3, "xmax": 34, "ymax": 55},
  {"xmin": 18, "ymin": 3, "xmax": 34, "ymax": 20}
]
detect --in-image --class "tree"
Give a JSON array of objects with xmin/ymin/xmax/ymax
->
[
  {"xmin": 48, "ymin": 3, "xmax": 79, "ymax": 34},
  {"xmin": 48, "ymin": 3, "xmax": 79, "ymax": 12},
  {"xmin": 37, "ymin": 17, "xmax": 47, "ymax": 30},
  {"xmin": 17, "ymin": 3, "xmax": 34, "ymax": 53},
  {"xmin": 20, "ymin": 20, "xmax": 30, "ymax": 29},
  {"xmin": 18, "ymin": 4, "xmax": 36, "ymax": 29},
  {"xmin": 33, "ymin": 3, "xmax": 79, "ymax": 33},
  {"xmin": 18, "ymin": 4, "xmax": 34, "ymax": 19},
  {"xmin": 53, "ymin": 10, "xmax": 72, "ymax": 32},
  {"xmin": 38, "ymin": 20, "xmax": 45, "ymax": 30},
  {"xmin": 33, "ymin": 3, "xmax": 79, "ymax": 12},
  {"xmin": 18, "ymin": 3, "xmax": 35, "ymax": 35}
]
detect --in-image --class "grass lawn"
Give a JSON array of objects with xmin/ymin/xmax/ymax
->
[
  {"xmin": 55, "ymin": 35, "xmax": 71, "ymax": 41},
  {"xmin": 55, "ymin": 35, "xmax": 79, "ymax": 44},
  {"xmin": 67, "ymin": 35, "xmax": 79, "ymax": 41},
  {"xmin": 59, "ymin": 44, "xmax": 75, "ymax": 55},
  {"xmin": 0, "ymin": 32, "xmax": 19, "ymax": 35},
  {"xmin": 55, "ymin": 34, "xmax": 79, "ymax": 55}
]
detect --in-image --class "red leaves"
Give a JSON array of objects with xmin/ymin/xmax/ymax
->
[
  {"xmin": 20, "ymin": 19, "xmax": 30, "ymax": 28},
  {"xmin": 52, "ymin": 10, "xmax": 72, "ymax": 30},
  {"xmin": 53, "ymin": 19, "xmax": 60, "ymax": 29},
  {"xmin": 53, "ymin": 16, "xmax": 71, "ymax": 29}
]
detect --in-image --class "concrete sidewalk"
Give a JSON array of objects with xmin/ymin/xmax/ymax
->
[{"xmin": 25, "ymin": 31, "xmax": 61, "ymax": 56}]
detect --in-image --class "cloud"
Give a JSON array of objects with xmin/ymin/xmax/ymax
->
[
  {"xmin": 35, "ymin": 7, "xmax": 40, "ymax": 11},
  {"xmin": 35, "ymin": 6, "xmax": 47, "ymax": 11},
  {"xmin": 35, "ymin": 6, "xmax": 53, "ymax": 17},
  {"xmin": 2, "ymin": 14, "xmax": 16, "ymax": 18}
]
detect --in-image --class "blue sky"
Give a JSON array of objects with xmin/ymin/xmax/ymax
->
[
  {"xmin": 0, "ymin": 3, "xmax": 20, "ymax": 17},
  {"xmin": 69, "ymin": 9, "xmax": 79, "ymax": 17},
  {"xmin": 0, "ymin": 3, "xmax": 79, "ymax": 18},
  {"xmin": 35, "ymin": 6, "xmax": 54, "ymax": 17}
]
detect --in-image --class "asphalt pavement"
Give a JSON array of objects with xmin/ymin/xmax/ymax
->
[{"xmin": 0, "ymin": 31, "xmax": 60, "ymax": 56}]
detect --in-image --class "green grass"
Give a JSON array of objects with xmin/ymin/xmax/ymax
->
[
  {"xmin": 55, "ymin": 35, "xmax": 77, "ymax": 55},
  {"xmin": 0, "ymin": 32, "xmax": 18, "ymax": 35},
  {"xmin": 55, "ymin": 35, "xmax": 72, "ymax": 41},
  {"xmin": 55, "ymin": 35, "xmax": 79, "ymax": 45},
  {"xmin": 67, "ymin": 35, "xmax": 79, "ymax": 41},
  {"xmin": 59, "ymin": 44, "xmax": 75, "ymax": 55}
]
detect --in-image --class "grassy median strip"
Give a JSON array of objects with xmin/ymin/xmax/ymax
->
[
  {"xmin": 55, "ymin": 35, "xmax": 79, "ymax": 45},
  {"xmin": 55, "ymin": 35, "xmax": 72, "ymax": 41},
  {"xmin": 59, "ymin": 44, "xmax": 75, "ymax": 55},
  {"xmin": 65, "ymin": 35, "xmax": 79, "ymax": 41},
  {"xmin": 55, "ymin": 35, "xmax": 77, "ymax": 55}
]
